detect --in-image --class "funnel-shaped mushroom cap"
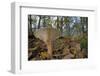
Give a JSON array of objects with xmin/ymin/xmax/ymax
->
[
  {"xmin": 34, "ymin": 27, "xmax": 61, "ymax": 58},
  {"xmin": 34, "ymin": 27, "xmax": 61, "ymax": 43}
]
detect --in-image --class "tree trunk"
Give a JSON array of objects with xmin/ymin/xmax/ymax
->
[
  {"xmin": 29, "ymin": 15, "xmax": 32, "ymax": 36},
  {"xmin": 57, "ymin": 16, "xmax": 60, "ymax": 29},
  {"xmin": 60, "ymin": 17, "xmax": 63, "ymax": 35},
  {"xmin": 43, "ymin": 16, "xmax": 46, "ymax": 27},
  {"xmin": 38, "ymin": 16, "xmax": 41, "ymax": 29}
]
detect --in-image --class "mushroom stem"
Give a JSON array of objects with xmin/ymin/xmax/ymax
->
[{"xmin": 46, "ymin": 40, "xmax": 53, "ymax": 59}]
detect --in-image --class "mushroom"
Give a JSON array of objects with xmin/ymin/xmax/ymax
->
[{"xmin": 34, "ymin": 27, "xmax": 61, "ymax": 58}]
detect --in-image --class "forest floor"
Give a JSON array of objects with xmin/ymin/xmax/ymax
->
[{"xmin": 28, "ymin": 35, "xmax": 88, "ymax": 61}]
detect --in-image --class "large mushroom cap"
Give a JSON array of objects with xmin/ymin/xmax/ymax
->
[{"xmin": 34, "ymin": 27, "xmax": 61, "ymax": 43}]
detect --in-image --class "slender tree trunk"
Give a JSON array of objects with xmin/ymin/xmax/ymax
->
[
  {"xmin": 29, "ymin": 15, "xmax": 32, "ymax": 36},
  {"xmin": 38, "ymin": 16, "xmax": 41, "ymax": 29},
  {"xmin": 81, "ymin": 17, "xmax": 85, "ymax": 34},
  {"xmin": 60, "ymin": 16, "xmax": 63, "ymax": 35},
  {"xmin": 57, "ymin": 16, "xmax": 59, "ymax": 29},
  {"xmin": 43, "ymin": 16, "xmax": 46, "ymax": 27}
]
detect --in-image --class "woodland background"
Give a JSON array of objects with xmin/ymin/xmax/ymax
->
[{"xmin": 28, "ymin": 15, "xmax": 88, "ymax": 60}]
